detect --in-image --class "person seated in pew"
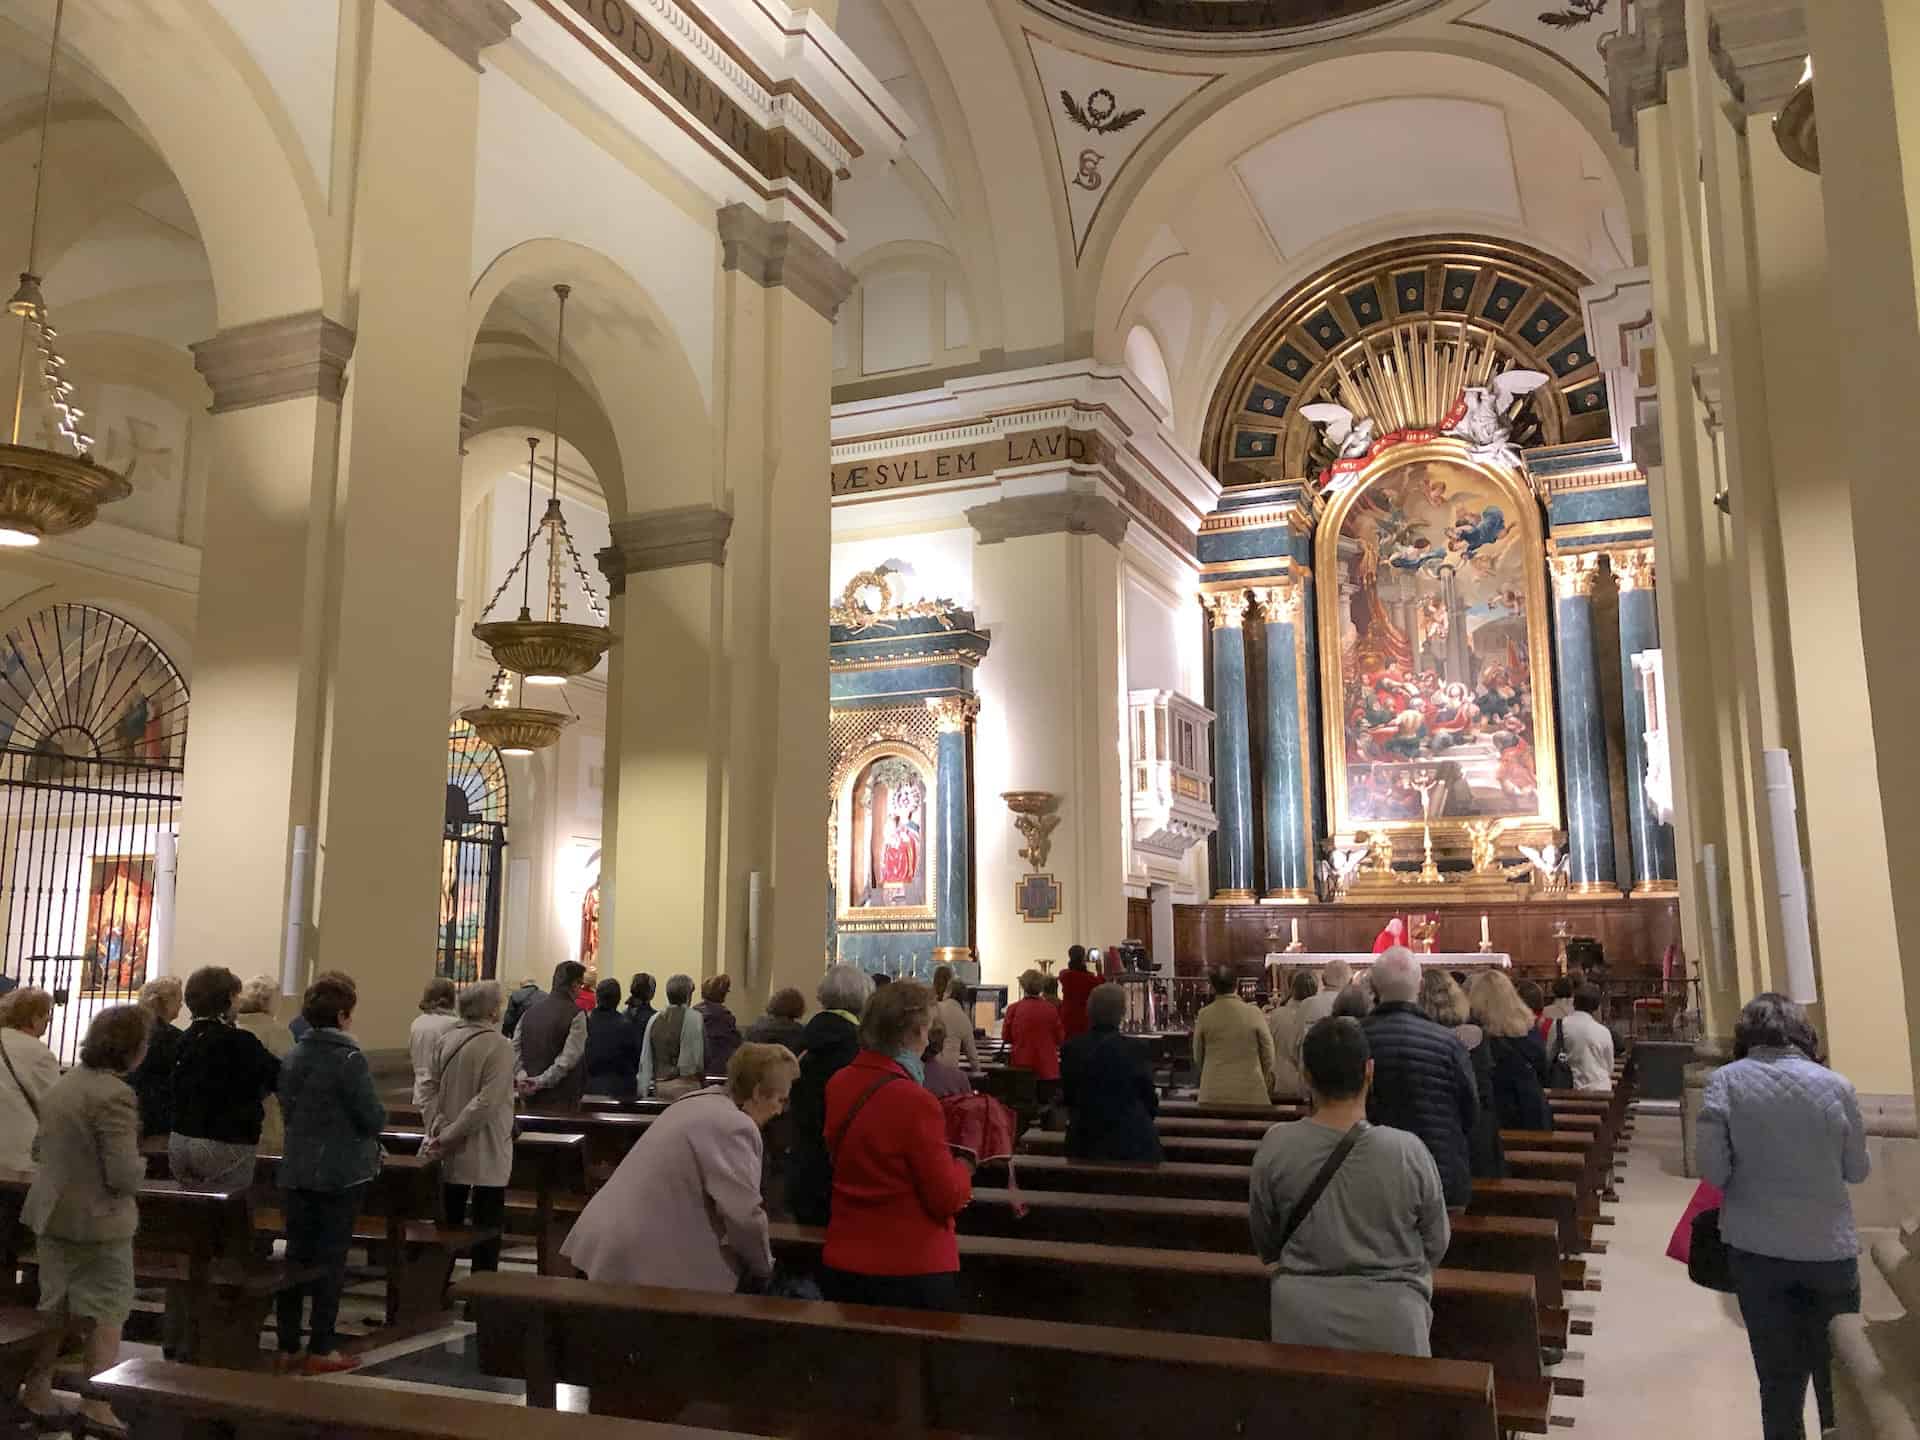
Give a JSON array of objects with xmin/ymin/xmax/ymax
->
[
  {"xmin": 1468, "ymin": 971, "xmax": 1553, "ymax": 1133},
  {"xmin": 1193, "ymin": 966, "xmax": 1276, "ymax": 1108},
  {"xmin": 822, "ymin": 980, "xmax": 975, "ymax": 1312},
  {"xmin": 1559, "ymin": 984, "xmax": 1616, "ymax": 1095},
  {"xmin": 1002, "ymin": 970, "xmax": 1064, "ymax": 1108},
  {"xmin": 1060, "ymin": 983, "xmax": 1161, "ymax": 1164},
  {"xmin": 19, "ymin": 1003, "xmax": 151, "ymax": 1434},
  {"xmin": 562, "ymin": 1043, "xmax": 798, "ymax": 1293},
  {"xmin": 420, "ymin": 981, "xmax": 515, "ymax": 1275},
  {"xmin": 746, "ymin": 987, "xmax": 809, "ymax": 1056},
  {"xmin": 1361, "ymin": 948, "xmax": 1477, "ymax": 1211},
  {"xmin": 920, "ymin": 1021, "xmax": 974, "ymax": 1100},
  {"xmin": 0, "ymin": 987, "xmax": 61, "ymax": 1172},
  {"xmin": 584, "ymin": 979, "xmax": 642, "ymax": 1101},
  {"xmin": 1266, "ymin": 971, "xmax": 1318, "ymax": 1101},
  {"xmin": 787, "ymin": 964, "xmax": 873, "ymax": 1226},
  {"xmin": 169, "ymin": 966, "xmax": 284, "ymax": 1194},
  {"xmin": 1250, "ymin": 1017, "xmax": 1449, "ymax": 1358},
  {"xmin": 638, "ymin": 974, "xmax": 706, "ymax": 1102},
  {"xmin": 408, "ymin": 979, "xmax": 459, "ymax": 1107},
  {"xmin": 276, "ymin": 971, "xmax": 387, "ymax": 1376}
]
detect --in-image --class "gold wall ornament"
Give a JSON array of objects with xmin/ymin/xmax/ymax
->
[
  {"xmin": 1464, "ymin": 819, "xmax": 1504, "ymax": 875},
  {"xmin": 1200, "ymin": 590, "xmax": 1250, "ymax": 630},
  {"xmin": 1002, "ymin": 790, "xmax": 1063, "ymax": 871},
  {"xmin": 926, "ymin": 693, "xmax": 980, "ymax": 733},
  {"xmin": 1548, "ymin": 549, "xmax": 1604, "ymax": 599},
  {"xmin": 1775, "ymin": 61, "xmax": 1818, "ymax": 174},
  {"xmin": 0, "ymin": 443, "xmax": 131, "ymax": 546},
  {"xmin": 831, "ymin": 568, "xmax": 959, "ymax": 634}
]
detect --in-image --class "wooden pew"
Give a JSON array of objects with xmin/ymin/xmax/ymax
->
[
  {"xmin": 1155, "ymin": 1112, "xmax": 1300, "ymax": 1138},
  {"xmin": 1469, "ymin": 1178, "xmax": 1591, "ymax": 1257},
  {"xmin": 456, "ymin": 1271, "xmax": 1502, "ymax": 1440},
  {"xmin": 984, "ymin": 1154, "xmax": 1251, "ymax": 1203},
  {"xmin": 0, "ymin": 1176, "xmax": 312, "ymax": 1371},
  {"xmin": 765, "ymin": 1223, "xmax": 1558, "ymax": 1434},
  {"xmin": 379, "ymin": 1130, "xmax": 588, "ymax": 1276},
  {"xmin": 90, "ymin": 1357, "xmax": 750, "ymax": 1440},
  {"xmin": 1021, "ymin": 1129, "xmax": 1260, "ymax": 1166},
  {"xmin": 0, "ymin": 1306, "xmax": 62, "ymax": 1430}
]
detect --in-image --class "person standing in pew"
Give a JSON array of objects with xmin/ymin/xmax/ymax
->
[
  {"xmin": 0, "ymin": 988, "xmax": 61, "ymax": 1172},
  {"xmin": 638, "ymin": 974, "xmax": 707, "ymax": 1101},
  {"xmin": 1193, "ymin": 966, "xmax": 1277, "ymax": 1107},
  {"xmin": 1559, "ymin": 984, "xmax": 1616, "ymax": 1095},
  {"xmin": 515, "ymin": 963, "xmax": 591, "ymax": 1109},
  {"xmin": 19, "ymin": 1004, "xmax": 150, "ymax": 1434},
  {"xmin": 746, "ymin": 988, "xmax": 809, "ymax": 1056},
  {"xmin": 1361, "ymin": 948, "xmax": 1477, "ymax": 1211},
  {"xmin": 562, "ymin": 1043, "xmax": 798, "ymax": 1292},
  {"xmin": 1418, "ymin": 971, "xmax": 1504, "ymax": 1182},
  {"xmin": 920, "ymin": 1022, "xmax": 974, "ymax": 1100},
  {"xmin": 1266, "ymin": 971, "xmax": 1318, "ymax": 1102},
  {"xmin": 1002, "ymin": 970, "xmax": 1064, "ymax": 1111},
  {"xmin": 1468, "ymin": 971, "xmax": 1553, "ymax": 1133},
  {"xmin": 821, "ymin": 980, "xmax": 974, "ymax": 1312},
  {"xmin": 234, "ymin": 976, "xmax": 294, "ymax": 1156},
  {"xmin": 786, "ymin": 964, "xmax": 873, "ymax": 1226},
  {"xmin": 276, "ymin": 971, "xmax": 386, "ymax": 1376},
  {"xmin": 169, "ymin": 967, "xmax": 284, "ymax": 1194},
  {"xmin": 1250, "ymin": 1017, "xmax": 1450, "ymax": 1357},
  {"xmin": 1060, "ymin": 983, "xmax": 1161, "ymax": 1164},
  {"xmin": 623, "ymin": 973, "xmax": 657, "ymax": 1034},
  {"xmin": 126, "ymin": 976, "xmax": 185, "ymax": 1140},
  {"xmin": 584, "ymin": 979, "xmax": 642, "ymax": 1101},
  {"xmin": 420, "ymin": 981, "xmax": 515, "ymax": 1275},
  {"xmin": 408, "ymin": 980, "xmax": 459, "ymax": 1108},
  {"xmin": 1058, "ymin": 948, "xmax": 1099, "ymax": 1042},
  {"xmin": 930, "ymin": 965, "xmax": 981, "ymax": 1073}
]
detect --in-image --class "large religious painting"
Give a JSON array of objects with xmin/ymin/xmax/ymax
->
[
  {"xmin": 839, "ymin": 750, "xmax": 934, "ymax": 916},
  {"xmin": 1318, "ymin": 442, "xmax": 1559, "ymax": 840},
  {"xmin": 83, "ymin": 855, "xmax": 155, "ymax": 994}
]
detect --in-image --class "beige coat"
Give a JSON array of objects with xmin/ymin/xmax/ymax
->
[
  {"xmin": 0, "ymin": 1028, "xmax": 62, "ymax": 1172},
  {"xmin": 235, "ymin": 1011, "xmax": 294, "ymax": 1154},
  {"xmin": 1265, "ymin": 1004, "xmax": 1310, "ymax": 1102},
  {"xmin": 23, "ymin": 1066, "xmax": 144, "ymax": 1241},
  {"xmin": 933, "ymin": 995, "xmax": 979, "ymax": 1070},
  {"xmin": 421, "ymin": 1021, "xmax": 515, "ymax": 1188},
  {"xmin": 1194, "ymin": 994, "xmax": 1276, "ymax": 1107}
]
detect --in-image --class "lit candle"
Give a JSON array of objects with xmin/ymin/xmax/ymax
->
[
  {"xmin": 1290, "ymin": 916, "xmax": 1300, "ymax": 947},
  {"xmin": 1480, "ymin": 913, "xmax": 1490, "ymax": 946}
]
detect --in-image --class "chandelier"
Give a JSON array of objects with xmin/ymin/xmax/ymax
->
[
  {"xmin": 1775, "ymin": 57, "xmax": 1818, "ymax": 174},
  {"xmin": 459, "ymin": 665, "xmax": 573, "ymax": 759},
  {"xmin": 0, "ymin": 0, "xmax": 130, "ymax": 546},
  {"xmin": 471, "ymin": 284, "xmax": 614, "ymax": 684}
]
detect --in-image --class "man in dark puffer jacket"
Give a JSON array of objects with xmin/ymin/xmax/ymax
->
[
  {"xmin": 785, "ymin": 964, "xmax": 874, "ymax": 1226},
  {"xmin": 1361, "ymin": 947, "xmax": 1479, "ymax": 1208}
]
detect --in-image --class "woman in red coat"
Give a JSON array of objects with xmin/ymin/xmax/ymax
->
[
  {"xmin": 1057, "ymin": 947, "xmax": 1100, "ymax": 1040},
  {"xmin": 822, "ymin": 979, "xmax": 973, "ymax": 1311},
  {"xmin": 1002, "ymin": 969, "xmax": 1065, "ymax": 1105}
]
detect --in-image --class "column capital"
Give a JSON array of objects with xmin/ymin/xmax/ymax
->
[
  {"xmin": 598, "ymin": 505, "xmax": 733, "ymax": 595},
  {"xmin": 1201, "ymin": 590, "xmax": 1251, "ymax": 630},
  {"xmin": 190, "ymin": 313, "xmax": 355, "ymax": 414},
  {"xmin": 1249, "ymin": 584, "xmax": 1301, "ymax": 626},
  {"xmin": 1605, "ymin": 0, "xmax": 1689, "ymax": 150},
  {"xmin": 1608, "ymin": 544, "xmax": 1658, "ymax": 593},
  {"xmin": 965, "ymin": 492, "xmax": 1129, "ymax": 548},
  {"xmin": 385, "ymin": 0, "xmax": 519, "ymax": 73},
  {"xmin": 1708, "ymin": 0, "xmax": 1809, "ymax": 117},
  {"xmin": 1548, "ymin": 550, "xmax": 1604, "ymax": 599},
  {"xmin": 717, "ymin": 204, "xmax": 855, "ymax": 323},
  {"xmin": 927, "ymin": 694, "xmax": 981, "ymax": 733}
]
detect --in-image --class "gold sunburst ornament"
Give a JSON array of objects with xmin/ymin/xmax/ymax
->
[
  {"xmin": 471, "ymin": 285, "xmax": 615, "ymax": 683},
  {"xmin": 0, "ymin": 0, "xmax": 129, "ymax": 547}
]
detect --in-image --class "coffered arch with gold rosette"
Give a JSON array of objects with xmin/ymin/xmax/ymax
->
[{"xmin": 1203, "ymin": 236, "xmax": 1611, "ymax": 488}]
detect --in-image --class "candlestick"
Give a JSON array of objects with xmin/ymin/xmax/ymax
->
[
  {"xmin": 1478, "ymin": 913, "xmax": 1492, "ymax": 955},
  {"xmin": 1286, "ymin": 915, "xmax": 1304, "ymax": 954}
]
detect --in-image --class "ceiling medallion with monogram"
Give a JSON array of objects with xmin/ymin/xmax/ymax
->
[{"xmin": 1203, "ymin": 235, "xmax": 1611, "ymax": 486}]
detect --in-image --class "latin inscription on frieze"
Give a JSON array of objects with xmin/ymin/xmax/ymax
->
[{"xmin": 831, "ymin": 428, "xmax": 1093, "ymax": 496}]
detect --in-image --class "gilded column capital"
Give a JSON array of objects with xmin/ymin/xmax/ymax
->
[
  {"xmin": 190, "ymin": 312, "xmax": 355, "ymax": 414},
  {"xmin": 1249, "ymin": 584, "xmax": 1301, "ymax": 626},
  {"xmin": 1610, "ymin": 544, "xmax": 1658, "ymax": 593},
  {"xmin": 1201, "ymin": 591, "xmax": 1251, "ymax": 630},
  {"xmin": 1548, "ymin": 550, "xmax": 1603, "ymax": 600},
  {"xmin": 927, "ymin": 694, "xmax": 980, "ymax": 733},
  {"xmin": 385, "ymin": 0, "xmax": 519, "ymax": 73}
]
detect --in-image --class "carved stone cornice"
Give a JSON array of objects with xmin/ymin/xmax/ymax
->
[
  {"xmin": 1548, "ymin": 550, "xmax": 1604, "ymax": 600},
  {"xmin": 597, "ymin": 504, "xmax": 733, "ymax": 593},
  {"xmin": 190, "ymin": 313, "xmax": 356, "ymax": 414},
  {"xmin": 1201, "ymin": 591, "xmax": 1251, "ymax": 631},
  {"xmin": 1605, "ymin": 0, "xmax": 1689, "ymax": 150},
  {"xmin": 927, "ymin": 694, "xmax": 981, "ymax": 734},
  {"xmin": 1607, "ymin": 544, "xmax": 1658, "ymax": 593},
  {"xmin": 964, "ymin": 492, "xmax": 1130, "ymax": 549},
  {"xmin": 1707, "ymin": 0, "xmax": 1808, "ymax": 117},
  {"xmin": 717, "ymin": 204, "xmax": 855, "ymax": 323},
  {"xmin": 1249, "ymin": 584, "xmax": 1301, "ymax": 627},
  {"xmin": 385, "ymin": 0, "xmax": 519, "ymax": 73}
]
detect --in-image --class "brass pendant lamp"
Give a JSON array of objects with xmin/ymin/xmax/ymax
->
[
  {"xmin": 0, "ymin": 0, "xmax": 130, "ymax": 546},
  {"xmin": 1774, "ymin": 56, "xmax": 1818, "ymax": 175},
  {"xmin": 471, "ymin": 284, "xmax": 615, "ymax": 683}
]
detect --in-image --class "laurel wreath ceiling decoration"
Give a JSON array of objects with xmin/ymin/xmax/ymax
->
[{"xmin": 1204, "ymin": 236, "xmax": 1611, "ymax": 485}]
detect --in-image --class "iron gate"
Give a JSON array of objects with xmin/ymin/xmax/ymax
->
[
  {"xmin": 438, "ymin": 721, "xmax": 508, "ymax": 984},
  {"xmin": 0, "ymin": 606, "xmax": 187, "ymax": 1062}
]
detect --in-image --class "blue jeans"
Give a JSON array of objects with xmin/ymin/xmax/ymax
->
[{"xmin": 1729, "ymin": 1247, "xmax": 1860, "ymax": 1439}]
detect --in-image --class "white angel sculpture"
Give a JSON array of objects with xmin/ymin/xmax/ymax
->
[
  {"xmin": 1322, "ymin": 842, "xmax": 1371, "ymax": 899},
  {"xmin": 1447, "ymin": 369, "xmax": 1549, "ymax": 467},
  {"xmin": 1301, "ymin": 403, "xmax": 1378, "ymax": 491},
  {"xmin": 1514, "ymin": 840, "xmax": 1571, "ymax": 894}
]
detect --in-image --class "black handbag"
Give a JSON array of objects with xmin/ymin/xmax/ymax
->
[
  {"xmin": 1547, "ymin": 1020, "xmax": 1575, "ymax": 1091},
  {"xmin": 1688, "ymin": 1207, "xmax": 1736, "ymax": 1292}
]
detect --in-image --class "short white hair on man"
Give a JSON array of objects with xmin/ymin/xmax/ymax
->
[
  {"xmin": 1321, "ymin": 958, "xmax": 1354, "ymax": 991},
  {"xmin": 1371, "ymin": 947, "xmax": 1422, "ymax": 1005},
  {"xmin": 817, "ymin": 963, "xmax": 873, "ymax": 1015}
]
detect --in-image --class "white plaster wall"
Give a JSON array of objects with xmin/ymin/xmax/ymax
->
[
  {"xmin": 205, "ymin": 0, "xmax": 338, "ymax": 199},
  {"xmin": 1124, "ymin": 575, "xmax": 1183, "ymax": 693},
  {"xmin": 830, "ymin": 526, "xmax": 974, "ymax": 611}
]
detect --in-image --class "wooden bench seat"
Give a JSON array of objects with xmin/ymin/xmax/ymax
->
[
  {"xmin": 766, "ymin": 1223, "xmax": 1557, "ymax": 1434},
  {"xmin": 1021, "ymin": 1129, "xmax": 1261, "ymax": 1165},
  {"xmin": 379, "ymin": 1129, "xmax": 588, "ymax": 1276},
  {"xmin": 1470, "ymin": 1178, "xmax": 1592, "ymax": 1256},
  {"xmin": 455, "ymin": 1271, "xmax": 1502, "ymax": 1439}
]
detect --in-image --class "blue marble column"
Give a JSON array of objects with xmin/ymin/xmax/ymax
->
[
  {"xmin": 929, "ymin": 694, "xmax": 979, "ymax": 967},
  {"xmin": 1206, "ymin": 592, "xmax": 1256, "ymax": 899},
  {"xmin": 1550, "ymin": 552, "xmax": 1619, "ymax": 893},
  {"xmin": 1613, "ymin": 547, "xmax": 1678, "ymax": 893},
  {"xmin": 1254, "ymin": 585, "xmax": 1311, "ymax": 899}
]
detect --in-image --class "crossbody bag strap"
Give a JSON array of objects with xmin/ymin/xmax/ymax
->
[
  {"xmin": 1277, "ymin": 1123, "xmax": 1365, "ymax": 1256},
  {"xmin": 827, "ymin": 1073, "xmax": 902, "ymax": 1160},
  {"xmin": 0, "ymin": 1033, "xmax": 37, "ymax": 1121}
]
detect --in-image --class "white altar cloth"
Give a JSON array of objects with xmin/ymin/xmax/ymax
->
[{"xmin": 1263, "ymin": 951, "xmax": 1511, "ymax": 969}]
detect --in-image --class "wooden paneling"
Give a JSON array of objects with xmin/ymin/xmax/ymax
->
[
  {"xmin": 1173, "ymin": 896, "xmax": 1679, "ymax": 980},
  {"xmin": 1126, "ymin": 897, "xmax": 1153, "ymax": 957}
]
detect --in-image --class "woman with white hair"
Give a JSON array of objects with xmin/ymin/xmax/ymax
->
[
  {"xmin": 234, "ymin": 977, "xmax": 294, "ymax": 1153},
  {"xmin": 638, "ymin": 974, "xmax": 706, "ymax": 1100},
  {"xmin": 126, "ymin": 976, "xmax": 184, "ymax": 1139},
  {"xmin": 786, "ymin": 963, "xmax": 873, "ymax": 1225},
  {"xmin": 0, "ymin": 989, "xmax": 60, "ymax": 1171},
  {"xmin": 419, "ymin": 981, "xmax": 515, "ymax": 1274}
]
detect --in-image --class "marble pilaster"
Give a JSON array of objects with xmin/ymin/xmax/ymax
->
[
  {"xmin": 1550, "ymin": 552, "xmax": 1619, "ymax": 894},
  {"xmin": 1612, "ymin": 546, "xmax": 1679, "ymax": 893},
  {"xmin": 1204, "ymin": 591, "xmax": 1255, "ymax": 900},
  {"xmin": 928, "ymin": 694, "xmax": 980, "ymax": 968},
  {"xmin": 1252, "ymin": 584, "xmax": 1311, "ymax": 900}
]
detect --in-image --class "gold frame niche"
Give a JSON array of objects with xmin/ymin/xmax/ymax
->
[
  {"xmin": 1315, "ymin": 437, "xmax": 1561, "ymax": 850},
  {"xmin": 833, "ymin": 739, "xmax": 939, "ymax": 924}
]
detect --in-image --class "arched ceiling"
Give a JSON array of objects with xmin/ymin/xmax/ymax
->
[{"xmin": 1025, "ymin": 0, "xmax": 1439, "ymax": 48}]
